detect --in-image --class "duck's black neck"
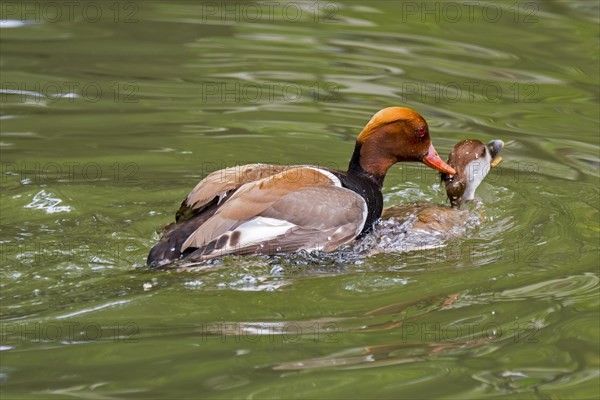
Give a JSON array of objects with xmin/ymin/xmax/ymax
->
[{"xmin": 347, "ymin": 142, "xmax": 385, "ymax": 189}]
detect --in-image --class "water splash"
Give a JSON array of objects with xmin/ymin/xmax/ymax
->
[{"xmin": 24, "ymin": 190, "xmax": 72, "ymax": 214}]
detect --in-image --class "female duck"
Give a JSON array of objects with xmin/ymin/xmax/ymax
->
[
  {"xmin": 362, "ymin": 139, "xmax": 504, "ymax": 254},
  {"xmin": 147, "ymin": 107, "xmax": 456, "ymax": 265}
]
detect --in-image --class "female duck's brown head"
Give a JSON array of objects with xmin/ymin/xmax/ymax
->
[
  {"xmin": 348, "ymin": 107, "xmax": 456, "ymax": 186},
  {"xmin": 441, "ymin": 139, "xmax": 504, "ymax": 208}
]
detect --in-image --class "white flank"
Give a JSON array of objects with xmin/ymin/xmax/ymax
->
[
  {"xmin": 463, "ymin": 153, "xmax": 492, "ymax": 201},
  {"xmin": 221, "ymin": 217, "xmax": 296, "ymax": 252}
]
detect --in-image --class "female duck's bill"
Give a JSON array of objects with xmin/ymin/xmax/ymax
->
[{"xmin": 147, "ymin": 107, "xmax": 456, "ymax": 266}]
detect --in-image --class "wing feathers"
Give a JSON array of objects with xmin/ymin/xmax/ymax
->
[
  {"xmin": 150, "ymin": 164, "xmax": 367, "ymax": 265},
  {"xmin": 185, "ymin": 164, "xmax": 288, "ymax": 210},
  {"xmin": 182, "ymin": 181, "xmax": 367, "ymax": 259},
  {"xmin": 181, "ymin": 167, "xmax": 345, "ymax": 250}
]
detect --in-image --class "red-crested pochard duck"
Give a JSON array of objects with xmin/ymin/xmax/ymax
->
[
  {"xmin": 147, "ymin": 107, "xmax": 456, "ymax": 266},
  {"xmin": 362, "ymin": 139, "xmax": 504, "ymax": 254}
]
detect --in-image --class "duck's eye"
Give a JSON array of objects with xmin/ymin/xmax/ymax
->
[{"xmin": 416, "ymin": 127, "xmax": 426, "ymax": 138}]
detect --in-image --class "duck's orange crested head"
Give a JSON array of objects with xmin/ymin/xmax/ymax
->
[
  {"xmin": 349, "ymin": 107, "xmax": 455, "ymax": 185},
  {"xmin": 357, "ymin": 107, "xmax": 427, "ymax": 142}
]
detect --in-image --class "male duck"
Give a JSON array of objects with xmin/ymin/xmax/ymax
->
[{"xmin": 147, "ymin": 107, "xmax": 456, "ymax": 265}]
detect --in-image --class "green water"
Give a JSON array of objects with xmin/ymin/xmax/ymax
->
[{"xmin": 1, "ymin": 1, "xmax": 599, "ymax": 398}]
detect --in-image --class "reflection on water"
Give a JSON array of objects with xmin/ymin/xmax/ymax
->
[{"xmin": 0, "ymin": 1, "xmax": 598, "ymax": 399}]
